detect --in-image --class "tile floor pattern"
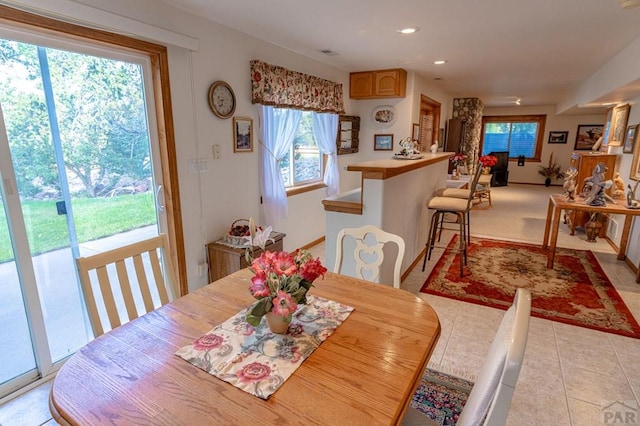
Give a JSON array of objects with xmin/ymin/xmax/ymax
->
[{"xmin": 2, "ymin": 184, "xmax": 639, "ymax": 425}]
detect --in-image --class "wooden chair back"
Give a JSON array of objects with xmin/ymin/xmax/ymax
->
[
  {"xmin": 333, "ymin": 225, "xmax": 405, "ymax": 288},
  {"xmin": 76, "ymin": 234, "xmax": 176, "ymax": 337}
]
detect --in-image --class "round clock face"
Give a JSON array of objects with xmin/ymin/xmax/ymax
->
[{"xmin": 208, "ymin": 81, "xmax": 236, "ymax": 119}]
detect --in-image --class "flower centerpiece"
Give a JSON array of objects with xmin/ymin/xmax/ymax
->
[
  {"xmin": 246, "ymin": 249, "xmax": 327, "ymax": 333},
  {"xmin": 538, "ymin": 152, "xmax": 564, "ymax": 186},
  {"xmin": 479, "ymin": 154, "xmax": 498, "ymax": 174},
  {"xmin": 451, "ymin": 152, "xmax": 467, "ymax": 168}
]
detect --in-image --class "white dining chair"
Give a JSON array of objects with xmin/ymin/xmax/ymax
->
[
  {"xmin": 403, "ymin": 288, "xmax": 532, "ymax": 426},
  {"xmin": 333, "ymin": 225, "xmax": 405, "ymax": 288},
  {"xmin": 76, "ymin": 234, "xmax": 176, "ymax": 337}
]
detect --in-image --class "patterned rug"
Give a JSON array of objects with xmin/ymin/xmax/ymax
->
[
  {"xmin": 410, "ymin": 368, "xmax": 473, "ymax": 426},
  {"xmin": 421, "ymin": 236, "xmax": 640, "ymax": 338}
]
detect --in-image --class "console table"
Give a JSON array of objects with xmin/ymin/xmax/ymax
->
[
  {"xmin": 542, "ymin": 194, "xmax": 640, "ymax": 274},
  {"xmin": 206, "ymin": 232, "xmax": 285, "ymax": 282}
]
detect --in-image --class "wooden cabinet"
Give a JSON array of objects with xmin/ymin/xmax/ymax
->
[
  {"xmin": 206, "ymin": 233, "xmax": 285, "ymax": 282},
  {"xmin": 568, "ymin": 152, "xmax": 617, "ymax": 235},
  {"xmin": 349, "ymin": 68, "xmax": 407, "ymax": 99},
  {"xmin": 337, "ymin": 115, "xmax": 360, "ymax": 155}
]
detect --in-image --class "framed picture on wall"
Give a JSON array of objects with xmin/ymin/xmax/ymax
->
[
  {"xmin": 548, "ymin": 131, "xmax": 568, "ymax": 144},
  {"xmin": 631, "ymin": 137, "xmax": 640, "ymax": 181},
  {"xmin": 608, "ymin": 103, "xmax": 631, "ymax": 147},
  {"xmin": 601, "ymin": 106, "xmax": 614, "ymax": 151},
  {"xmin": 233, "ymin": 117, "xmax": 253, "ymax": 153},
  {"xmin": 412, "ymin": 123, "xmax": 420, "ymax": 141},
  {"xmin": 624, "ymin": 124, "xmax": 638, "ymax": 154},
  {"xmin": 574, "ymin": 124, "xmax": 603, "ymax": 151},
  {"xmin": 374, "ymin": 134, "xmax": 393, "ymax": 151}
]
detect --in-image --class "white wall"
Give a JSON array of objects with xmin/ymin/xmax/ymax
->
[{"xmin": 482, "ymin": 105, "xmax": 605, "ymax": 185}]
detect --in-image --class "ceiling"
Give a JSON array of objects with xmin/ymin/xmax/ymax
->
[{"xmin": 162, "ymin": 0, "xmax": 640, "ymax": 110}]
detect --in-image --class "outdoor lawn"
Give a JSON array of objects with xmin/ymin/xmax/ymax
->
[{"xmin": 0, "ymin": 192, "xmax": 156, "ymax": 262}]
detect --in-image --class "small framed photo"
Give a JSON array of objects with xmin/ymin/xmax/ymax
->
[
  {"xmin": 548, "ymin": 131, "xmax": 568, "ymax": 144},
  {"xmin": 374, "ymin": 134, "xmax": 393, "ymax": 151},
  {"xmin": 412, "ymin": 123, "xmax": 420, "ymax": 141},
  {"xmin": 574, "ymin": 124, "xmax": 603, "ymax": 151},
  {"xmin": 233, "ymin": 117, "xmax": 253, "ymax": 153},
  {"xmin": 624, "ymin": 124, "xmax": 638, "ymax": 154}
]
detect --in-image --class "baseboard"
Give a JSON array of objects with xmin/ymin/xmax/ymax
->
[
  {"xmin": 403, "ymin": 247, "xmax": 427, "ymax": 281},
  {"xmin": 300, "ymin": 236, "xmax": 325, "ymax": 250}
]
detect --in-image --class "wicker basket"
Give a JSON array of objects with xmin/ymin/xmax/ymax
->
[{"xmin": 222, "ymin": 219, "xmax": 251, "ymax": 246}]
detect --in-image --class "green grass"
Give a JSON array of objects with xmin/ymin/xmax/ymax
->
[{"xmin": 0, "ymin": 192, "xmax": 156, "ymax": 262}]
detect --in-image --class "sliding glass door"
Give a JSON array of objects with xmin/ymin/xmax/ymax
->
[{"xmin": 0, "ymin": 30, "xmax": 166, "ymax": 397}]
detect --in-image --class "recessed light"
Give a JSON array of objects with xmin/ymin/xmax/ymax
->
[
  {"xmin": 434, "ymin": 60, "xmax": 447, "ymax": 65},
  {"xmin": 397, "ymin": 27, "xmax": 420, "ymax": 34}
]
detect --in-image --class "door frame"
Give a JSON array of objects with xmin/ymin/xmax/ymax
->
[
  {"xmin": 0, "ymin": 5, "xmax": 187, "ymax": 296},
  {"xmin": 419, "ymin": 94, "xmax": 441, "ymax": 151}
]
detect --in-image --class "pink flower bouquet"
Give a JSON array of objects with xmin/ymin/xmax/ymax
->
[{"xmin": 245, "ymin": 249, "xmax": 327, "ymax": 327}]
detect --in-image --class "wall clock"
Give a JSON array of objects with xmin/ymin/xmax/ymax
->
[{"xmin": 208, "ymin": 80, "xmax": 236, "ymax": 119}]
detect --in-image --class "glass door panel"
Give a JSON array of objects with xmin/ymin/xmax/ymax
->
[
  {"xmin": 0, "ymin": 191, "xmax": 37, "ymax": 387},
  {"xmin": 0, "ymin": 33, "xmax": 163, "ymax": 396}
]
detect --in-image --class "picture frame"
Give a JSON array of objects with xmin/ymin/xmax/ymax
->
[
  {"xmin": 372, "ymin": 105, "xmax": 396, "ymax": 126},
  {"xmin": 608, "ymin": 103, "xmax": 631, "ymax": 147},
  {"xmin": 624, "ymin": 124, "xmax": 639, "ymax": 154},
  {"xmin": 631, "ymin": 137, "xmax": 640, "ymax": 181},
  {"xmin": 601, "ymin": 106, "xmax": 614, "ymax": 151},
  {"xmin": 412, "ymin": 123, "xmax": 420, "ymax": 141},
  {"xmin": 374, "ymin": 134, "xmax": 393, "ymax": 151},
  {"xmin": 233, "ymin": 117, "xmax": 253, "ymax": 153},
  {"xmin": 548, "ymin": 131, "xmax": 568, "ymax": 144},
  {"xmin": 574, "ymin": 124, "xmax": 604, "ymax": 151}
]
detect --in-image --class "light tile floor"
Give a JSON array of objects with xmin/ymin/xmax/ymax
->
[{"xmin": 2, "ymin": 184, "xmax": 639, "ymax": 426}]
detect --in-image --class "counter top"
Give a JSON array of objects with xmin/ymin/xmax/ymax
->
[{"xmin": 347, "ymin": 152, "xmax": 453, "ymax": 180}]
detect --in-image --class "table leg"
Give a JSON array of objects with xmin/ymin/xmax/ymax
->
[
  {"xmin": 618, "ymin": 214, "xmax": 633, "ymax": 261},
  {"xmin": 547, "ymin": 205, "xmax": 561, "ymax": 269},
  {"xmin": 542, "ymin": 198, "xmax": 553, "ymax": 249}
]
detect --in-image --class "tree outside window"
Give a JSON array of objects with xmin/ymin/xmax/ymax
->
[{"xmin": 279, "ymin": 111, "xmax": 323, "ymax": 188}]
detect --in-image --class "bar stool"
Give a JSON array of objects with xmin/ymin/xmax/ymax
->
[
  {"xmin": 423, "ymin": 164, "xmax": 483, "ymax": 276},
  {"xmin": 434, "ymin": 162, "xmax": 483, "ymax": 245}
]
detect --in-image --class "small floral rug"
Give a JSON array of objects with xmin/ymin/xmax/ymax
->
[
  {"xmin": 410, "ymin": 368, "xmax": 473, "ymax": 426},
  {"xmin": 175, "ymin": 295, "xmax": 353, "ymax": 399},
  {"xmin": 421, "ymin": 236, "xmax": 640, "ymax": 338}
]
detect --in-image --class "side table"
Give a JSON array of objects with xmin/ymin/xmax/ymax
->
[{"xmin": 206, "ymin": 232, "xmax": 286, "ymax": 282}]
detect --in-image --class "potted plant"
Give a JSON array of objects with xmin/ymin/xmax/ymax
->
[
  {"xmin": 538, "ymin": 152, "xmax": 564, "ymax": 186},
  {"xmin": 479, "ymin": 154, "xmax": 498, "ymax": 174}
]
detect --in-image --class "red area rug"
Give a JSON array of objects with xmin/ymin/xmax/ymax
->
[{"xmin": 421, "ymin": 236, "xmax": 640, "ymax": 338}]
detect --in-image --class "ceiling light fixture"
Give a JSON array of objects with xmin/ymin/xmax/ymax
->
[
  {"xmin": 515, "ymin": 97, "xmax": 522, "ymax": 106},
  {"xmin": 434, "ymin": 60, "xmax": 447, "ymax": 65},
  {"xmin": 397, "ymin": 27, "xmax": 420, "ymax": 34}
]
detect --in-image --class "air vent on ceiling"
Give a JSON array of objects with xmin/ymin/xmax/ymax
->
[{"xmin": 319, "ymin": 49, "xmax": 339, "ymax": 56}]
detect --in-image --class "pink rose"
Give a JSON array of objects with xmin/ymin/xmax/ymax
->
[
  {"xmin": 192, "ymin": 333, "xmax": 223, "ymax": 351},
  {"xmin": 235, "ymin": 362, "xmax": 271, "ymax": 383}
]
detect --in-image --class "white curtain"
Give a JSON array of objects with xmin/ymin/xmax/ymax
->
[
  {"xmin": 259, "ymin": 105, "xmax": 302, "ymax": 226},
  {"xmin": 312, "ymin": 112, "xmax": 339, "ymax": 196}
]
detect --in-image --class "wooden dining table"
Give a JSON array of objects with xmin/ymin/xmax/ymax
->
[{"xmin": 49, "ymin": 269, "xmax": 441, "ymax": 425}]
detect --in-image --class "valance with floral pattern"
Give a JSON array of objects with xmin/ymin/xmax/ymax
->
[{"xmin": 250, "ymin": 60, "xmax": 344, "ymax": 114}]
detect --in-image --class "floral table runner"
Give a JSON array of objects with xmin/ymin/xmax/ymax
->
[{"xmin": 175, "ymin": 295, "xmax": 354, "ymax": 399}]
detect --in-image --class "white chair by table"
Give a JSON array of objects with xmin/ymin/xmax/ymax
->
[
  {"xmin": 402, "ymin": 288, "xmax": 532, "ymax": 426},
  {"xmin": 76, "ymin": 234, "xmax": 176, "ymax": 337},
  {"xmin": 333, "ymin": 225, "xmax": 405, "ymax": 288}
]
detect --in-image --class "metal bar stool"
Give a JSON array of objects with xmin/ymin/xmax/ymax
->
[{"xmin": 423, "ymin": 164, "xmax": 483, "ymax": 276}]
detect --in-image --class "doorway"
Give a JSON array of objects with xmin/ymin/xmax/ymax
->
[
  {"xmin": 419, "ymin": 95, "xmax": 441, "ymax": 152},
  {"xmin": 0, "ymin": 33, "xmax": 165, "ymax": 398}
]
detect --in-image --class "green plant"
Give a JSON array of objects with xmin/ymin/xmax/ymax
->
[{"xmin": 538, "ymin": 152, "xmax": 564, "ymax": 179}]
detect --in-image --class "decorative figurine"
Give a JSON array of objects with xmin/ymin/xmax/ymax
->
[
  {"xmin": 583, "ymin": 162, "xmax": 614, "ymax": 206},
  {"xmin": 563, "ymin": 168, "xmax": 578, "ymax": 201},
  {"xmin": 613, "ymin": 172, "xmax": 625, "ymax": 200},
  {"xmin": 627, "ymin": 181, "xmax": 640, "ymax": 208}
]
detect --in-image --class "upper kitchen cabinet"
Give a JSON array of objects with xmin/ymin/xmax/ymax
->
[{"xmin": 349, "ymin": 68, "xmax": 407, "ymax": 99}]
